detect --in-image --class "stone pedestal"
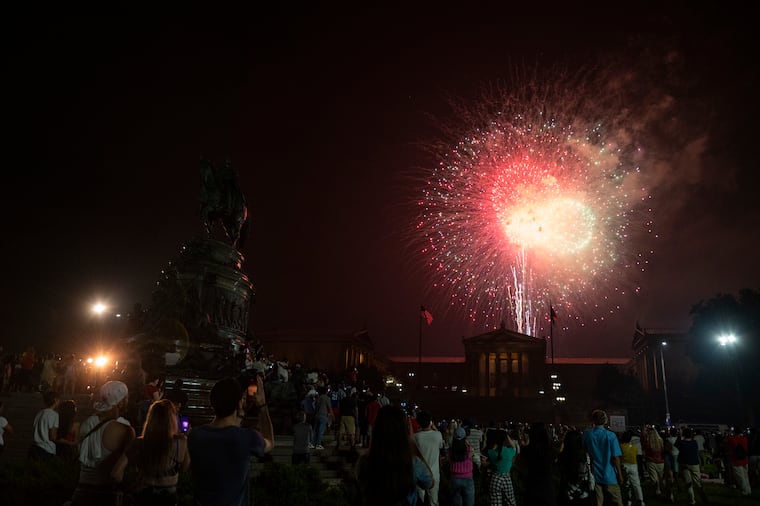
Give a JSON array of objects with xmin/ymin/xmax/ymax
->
[{"xmin": 154, "ymin": 238, "xmax": 254, "ymax": 375}]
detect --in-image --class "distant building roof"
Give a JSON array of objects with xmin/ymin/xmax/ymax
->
[
  {"xmin": 546, "ymin": 357, "xmax": 630, "ymax": 365},
  {"xmin": 387, "ymin": 356, "xmax": 628, "ymax": 365},
  {"xmin": 387, "ymin": 356, "xmax": 466, "ymax": 364}
]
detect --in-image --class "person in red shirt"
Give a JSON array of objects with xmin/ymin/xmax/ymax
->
[
  {"xmin": 725, "ymin": 429, "xmax": 752, "ymax": 496},
  {"xmin": 408, "ymin": 410, "xmax": 420, "ymax": 433},
  {"xmin": 20, "ymin": 347, "xmax": 36, "ymax": 392},
  {"xmin": 137, "ymin": 374, "xmax": 163, "ymax": 433}
]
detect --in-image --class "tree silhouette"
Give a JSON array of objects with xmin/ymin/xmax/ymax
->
[{"xmin": 688, "ymin": 288, "xmax": 760, "ymax": 426}]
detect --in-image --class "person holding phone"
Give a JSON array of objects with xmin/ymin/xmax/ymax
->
[{"xmin": 188, "ymin": 375, "xmax": 274, "ymax": 506}]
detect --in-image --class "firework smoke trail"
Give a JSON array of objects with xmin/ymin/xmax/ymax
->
[{"xmin": 416, "ymin": 74, "xmax": 655, "ymax": 336}]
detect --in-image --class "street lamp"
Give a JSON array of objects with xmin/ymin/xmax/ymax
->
[
  {"xmin": 718, "ymin": 333, "xmax": 746, "ymax": 425},
  {"xmin": 718, "ymin": 334, "xmax": 737, "ymax": 346},
  {"xmin": 659, "ymin": 341, "xmax": 671, "ymax": 428}
]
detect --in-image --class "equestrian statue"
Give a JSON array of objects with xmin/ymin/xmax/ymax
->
[{"xmin": 200, "ymin": 158, "xmax": 249, "ymax": 250}]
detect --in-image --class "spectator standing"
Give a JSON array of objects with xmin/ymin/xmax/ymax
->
[
  {"xmin": 675, "ymin": 427, "xmax": 707, "ymax": 505},
  {"xmin": 449, "ymin": 426, "xmax": 475, "ymax": 506},
  {"xmin": 378, "ymin": 388, "xmax": 390, "ymax": 407},
  {"xmin": 0, "ymin": 400, "xmax": 13, "ymax": 456},
  {"xmin": 112, "ymin": 399, "xmax": 190, "ymax": 505},
  {"xmin": 557, "ymin": 429, "xmax": 594, "ymax": 506},
  {"xmin": 63, "ymin": 355, "xmax": 78, "ymax": 395},
  {"xmin": 619, "ymin": 431, "xmax": 644, "ymax": 506},
  {"xmin": 749, "ymin": 427, "xmax": 760, "ymax": 488},
  {"xmin": 483, "ymin": 428, "xmax": 517, "ymax": 506},
  {"xmin": 20, "ymin": 346, "xmax": 36, "ymax": 392},
  {"xmin": 725, "ymin": 428, "xmax": 752, "ymax": 496},
  {"xmin": 582, "ymin": 410, "xmax": 623, "ymax": 506},
  {"xmin": 355, "ymin": 404, "xmax": 433, "ymax": 506},
  {"xmin": 292, "ymin": 410, "xmax": 313, "ymax": 464},
  {"xmin": 56, "ymin": 399, "xmax": 80, "ymax": 462},
  {"xmin": 138, "ymin": 374, "xmax": 163, "ymax": 432},
  {"xmin": 313, "ymin": 386, "xmax": 332, "ymax": 450},
  {"xmin": 164, "ymin": 378, "xmax": 189, "ymax": 413},
  {"xmin": 521, "ymin": 422, "xmax": 558, "ymax": 506},
  {"xmin": 29, "ymin": 390, "xmax": 59, "ymax": 459},
  {"xmin": 366, "ymin": 392, "xmax": 382, "ymax": 448},
  {"xmin": 464, "ymin": 419, "xmax": 484, "ymax": 478},
  {"xmin": 71, "ymin": 380, "xmax": 135, "ymax": 506},
  {"xmin": 338, "ymin": 387, "xmax": 359, "ymax": 449},
  {"xmin": 40, "ymin": 354, "xmax": 57, "ymax": 392},
  {"xmin": 188, "ymin": 376, "xmax": 274, "ymax": 506},
  {"xmin": 642, "ymin": 426, "xmax": 665, "ymax": 497},
  {"xmin": 301, "ymin": 388, "xmax": 317, "ymax": 428},
  {"xmin": 414, "ymin": 410, "xmax": 443, "ymax": 506}
]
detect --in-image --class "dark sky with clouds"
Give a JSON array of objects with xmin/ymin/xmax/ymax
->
[{"xmin": 3, "ymin": 7, "xmax": 759, "ymax": 359}]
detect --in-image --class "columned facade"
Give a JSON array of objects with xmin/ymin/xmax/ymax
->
[{"xmin": 463, "ymin": 325, "xmax": 547, "ymax": 398}]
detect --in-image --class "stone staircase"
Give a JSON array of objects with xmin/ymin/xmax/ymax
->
[
  {"xmin": 257, "ymin": 433, "xmax": 363, "ymax": 488},
  {"xmin": 0, "ymin": 390, "xmax": 93, "ymax": 465}
]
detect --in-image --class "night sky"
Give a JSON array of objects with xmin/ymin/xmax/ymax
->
[{"xmin": 4, "ymin": 7, "xmax": 759, "ymax": 359}]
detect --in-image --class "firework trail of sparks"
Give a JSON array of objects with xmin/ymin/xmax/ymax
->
[{"xmin": 416, "ymin": 75, "xmax": 655, "ymax": 337}]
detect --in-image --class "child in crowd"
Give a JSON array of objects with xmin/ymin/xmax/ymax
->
[
  {"xmin": 292, "ymin": 410, "xmax": 313, "ymax": 464},
  {"xmin": 0, "ymin": 401, "xmax": 13, "ymax": 456}
]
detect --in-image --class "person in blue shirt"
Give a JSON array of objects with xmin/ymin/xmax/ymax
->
[
  {"xmin": 188, "ymin": 376, "xmax": 274, "ymax": 506},
  {"xmin": 582, "ymin": 410, "xmax": 623, "ymax": 506}
]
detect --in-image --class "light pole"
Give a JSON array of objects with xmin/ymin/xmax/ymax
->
[
  {"xmin": 718, "ymin": 333, "xmax": 746, "ymax": 425},
  {"xmin": 658, "ymin": 341, "xmax": 671, "ymax": 428}
]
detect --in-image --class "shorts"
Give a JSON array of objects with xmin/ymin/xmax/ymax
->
[
  {"xmin": 339, "ymin": 416, "xmax": 356, "ymax": 436},
  {"xmin": 594, "ymin": 483, "xmax": 622, "ymax": 506}
]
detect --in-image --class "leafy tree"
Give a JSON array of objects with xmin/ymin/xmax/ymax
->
[{"xmin": 688, "ymin": 288, "xmax": 760, "ymax": 425}]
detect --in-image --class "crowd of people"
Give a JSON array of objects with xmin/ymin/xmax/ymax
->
[
  {"xmin": 1, "ymin": 347, "xmax": 110, "ymax": 396},
  {"xmin": 16, "ymin": 373, "xmax": 274, "ymax": 506},
  {"xmin": 349, "ymin": 405, "xmax": 758, "ymax": 506},
  {"xmin": 3, "ymin": 344, "xmax": 760, "ymax": 506}
]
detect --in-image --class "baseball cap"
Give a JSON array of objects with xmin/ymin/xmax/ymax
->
[{"xmin": 93, "ymin": 381, "xmax": 129, "ymax": 412}]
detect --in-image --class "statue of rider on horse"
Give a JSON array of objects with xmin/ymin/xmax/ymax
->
[{"xmin": 200, "ymin": 158, "xmax": 249, "ymax": 250}]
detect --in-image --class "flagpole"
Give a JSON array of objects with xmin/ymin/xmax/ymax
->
[
  {"xmin": 550, "ymin": 303, "xmax": 555, "ymax": 365},
  {"xmin": 418, "ymin": 306, "xmax": 422, "ymax": 390}
]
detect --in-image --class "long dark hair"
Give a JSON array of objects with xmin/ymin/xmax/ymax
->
[
  {"xmin": 138, "ymin": 399, "xmax": 178, "ymax": 477},
  {"xmin": 558, "ymin": 430, "xmax": 586, "ymax": 480},
  {"xmin": 528, "ymin": 422, "xmax": 552, "ymax": 459},
  {"xmin": 57, "ymin": 400, "xmax": 77, "ymax": 437},
  {"xmin": 358, "ymin": 405, "xmax": 414, "ymax": 505},
  {"xmin": 490, "ymin": 429, "xmax": 508, "ymax": 461},
  {"xmin": 450, "ymin": 435, "xmax": 468, "ymax": 462}
]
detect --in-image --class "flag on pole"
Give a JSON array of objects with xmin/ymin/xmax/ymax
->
[
  {"xmin": 421, "ymin": 305, "xmax": 433, "ymax": 326},
  {"xmin": 550, "ymin": 305, "xmax": 558, "ymax": 325}
]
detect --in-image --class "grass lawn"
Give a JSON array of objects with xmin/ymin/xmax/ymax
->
[{"xmin": 632, "ymin": 479, "xmax": 759, "ymax": 506}]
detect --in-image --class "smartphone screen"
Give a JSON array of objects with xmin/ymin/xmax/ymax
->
[{"xmin": 181, "ymin": 416, "xmax": 189, "ymax": 433}]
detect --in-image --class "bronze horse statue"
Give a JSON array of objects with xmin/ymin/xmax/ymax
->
[{"xmin": 200, "ymin": 158, "xmax": 249, "ymax": 249}]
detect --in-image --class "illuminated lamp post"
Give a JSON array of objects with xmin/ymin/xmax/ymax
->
[
  {"xmin": 659, "ymin": 341, "xmax": 671, "ymax": 428},
  {"xmin": 718, "ymin": 334, "xmax": 746, "ymax": 425}
]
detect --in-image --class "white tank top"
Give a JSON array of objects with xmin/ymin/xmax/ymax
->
[{"xmin": 78, "ymin": 415, "xmax": 131, "ymax": 468}]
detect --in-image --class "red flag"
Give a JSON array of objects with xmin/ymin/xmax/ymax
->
[
  {"xmin": 550, "ymin": 305, "xmax": 558, "ymax": 324},
  {"xmin": 421, "ymin": 305, "xmax": 433, "ymax": 326}
]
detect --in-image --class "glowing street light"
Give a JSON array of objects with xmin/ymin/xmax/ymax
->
[
  {"xmin": 92, "ymin": 302, "xmax": 107, "ymax": 315},
  {"xmin": 717, "ymin": 333, "xmax": 747, "ymax": 425},
  {"xmin": 659, "ymin": 341, "xmax": 671, "ymax": 428}
]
